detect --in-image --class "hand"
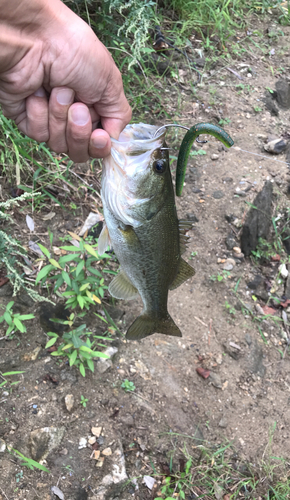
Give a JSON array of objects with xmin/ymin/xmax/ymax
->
[{"xmin": 0, "ymin": 0, "xmax": 132, "ymax": 161}]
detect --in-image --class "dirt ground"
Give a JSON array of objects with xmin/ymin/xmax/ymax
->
[{"xmin": 1, "ymin": 16, "xmax": 290, "ymax": 500}]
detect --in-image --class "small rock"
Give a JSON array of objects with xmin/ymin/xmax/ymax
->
[
  {"xmin": 78, "ymin": 437, "xmax": 87, "ymax": 449},
  {"xmin": 23, "ymin": 346, "xmax": 41, "ymax": 362},
  {"xmin": 143, "ymin": 476, "xmax": 156, "ymax": 490},
  {"xmin": 209, "ymin": 372, "xmax": 222, "ymax": 389},
  {"xmin": 264, "ymin": 138, "xmax": 287, "ymax": 154},
  {"xmin": 279, "ymin": 263, "xmax": 288, "ymax": 279},
  {"xmin": 97, "ymin": 360, "xmax": 113, "ymax": 373},
  {"xmin": 212, "ymin": 190, "xmax": 224, "ymax": 199},
  {"xmin": 51, "ymin": 486, "xmax": 64, "ymax": 500},
  {"xmin": 64, "ymin": 394, "xmax": 74, "ymax": 412},
  {"xmin": 29, "ymin": 426, "xmax": 65, "ymax": 462},
  {"xmin": 233, "ymin": 246, "xmax": 241, "ymax": 254},
  {"xmin": 226, "ymin": 233, "xmax": 236, "ymax": 250},
  {"xmin": 275, "ymin": 78, "xmax": 290, "ymax": 109},
  {"xmin": 222, "ymin": 177, "xmax": 233, "ymax": 183},
  {"xmin": 186, "ymin": 212, "xmax": 199, "ymax": 222},
  {"xmin": 234, "ymin": 187, "xmax": 247, "ymax": 197},
  {"xmin": 211, "ymin": 154, "xmax": 219, "ymax": 161},
  {"xmin": 223, "ymin": 258, "xmax": 236, "ymax": 271},
  {"xmin": 91, "ymin": 426, "xmax": 102, "ymax": 437},
  {"xmin": 0, "ymin": 438, "xmax": 6, "ymax": 452},
  {"xmin": 218, "ymin": 418, "xmax": 228, "ymax": 428},
  {"xmin": 120, "ymin": 414, "xmax": 134, "ymax": 427},
  {"xmin": 235, "ymin": 252, "xmax": 244, "ymax": 259},
  {"xmin": 88, "ymin": 436, "xmax": 97, "ymax": 445},
  {"xmin": 102, "ymin": 474, "xmax": 114, "ymax": 486},
  {"xmin": 255, "ymin": 304, "xmax": 264, "ymax": 315},
  {"xmin": 264, "ymin": 94, "xmax": 279, "ymax": 116},
  {"xmin": 102, "ymin": 447, "xmax": 112, "ymax": 456},
  {"xmin": 96, "ymin": 457, "xmax": 105, "ymax": 467},
  {"xmin": 92, "ymin": 450, "xmax": 100, "ymax": 460}
]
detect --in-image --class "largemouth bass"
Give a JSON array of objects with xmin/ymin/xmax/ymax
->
[{"xmin": 99, "ymin": 123, "xmax": 195, "ymax": 340}]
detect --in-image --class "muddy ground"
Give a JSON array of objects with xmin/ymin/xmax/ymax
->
[{"xmin": 1, "ymin": 15, "xmax": 290, "ymax": 500}]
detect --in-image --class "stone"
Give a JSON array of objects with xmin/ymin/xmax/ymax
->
[
  {"xmin": 211, "ymin": 154, "xmax": 219, "ymax": 160},
  {"xmin": 112, "ymin": 444, "xmax": 128, "ymax": 483},
  {"xmin": 119, "ymin": 414, "xmax": 134, "ymax": 427},
  {"xmin": 91, "ymin": 426, "xmax": 102, "ymax": 437},
  {"xmin": 247, "ymin": 275, "xmax": 268, "ymax": 302},
  {"xmin": 234, "ymin": 187, "xmax": 247, "ymax": 197},
  {"xmin": 102, "ymin": 447, "xmax": 112, "ymax": 456},
  {"xmin": 212, "ymin": 190, "xmax": 224, "ymax": 199},
  {"xmin": 241, "ymin": 181, "xmax": 273, "ymax": 256},
  {"xmin": 209, "ymin": 372, "xmax": 222, "ymax": 389},
  {"xmin": 264, "ymin": 93, "xmax": 279, "ymax": 116},
  {"xmin": 0, "ymin": 438, "xmax": 6, "ymax": 452},
  {"xmin": 275, "ymin": 78, "xmax": 290, "ymax": 109},
  {"xmin": 279, "ymin": 263, "xmax": 288, "ymax": 279},
  {"xmin": 223, "ymin": 258, "xmax": 236, "ymax": 271},
  {"xmin": 247, "ymin": 339, "xmax": 266, "ymax": 377},
  {"xmin": 222, "ymin": 177, "xmax": 233, "ymax": 183},
  {"xmin": 233, "ymin": 246, "xmax": 241, "ymax": 254},
  {"xmin": 64, "ymin": 394, "xmax": 74, "ymax": 412},
  {"xmin": 218, "ymin": 418, "xmax": 228, "ymax": 428},
  {"xmin": 78, "ymin": 437, "xmax": 87, "ymax": 449},
  {"xmin": 264, "ymin": 138, "xmax": 287, "ymax": 154},
  {"xmin": 29, "ymin": 426, "xmax": 65, "ymax": 462},
  {"xmin": 88, "ymin": 436, "xmax": 97, "ymax": 445},
  {"xmin": 97, "ymin": 360, "xmax": 113, "ymax": 373},
  {"xmin": 186, "ymin": 213, "xmax": 199, "ymax": 222},
  {"xmin": 226, "ymin": 233, "xmax": 236, "ymax": 250}
]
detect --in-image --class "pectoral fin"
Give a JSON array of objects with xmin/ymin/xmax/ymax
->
[
  {"xmin": 169, "ymin": 258, "xmax": 195, "ymax": 290},
  {"xmin": 98, "ymin": 223, "xmax": 111, "ymax": 255},
  {"xmin": 126, "ymin": 312, "xmax": 181, "ymax": 340},
  {"xmin": 109, "ymin": 269, "xmax": 139, "ymax": 300}
]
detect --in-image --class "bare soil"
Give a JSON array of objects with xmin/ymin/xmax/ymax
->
[{"xmin": 1, "ymin": 18, "xmax": 290, "ymax": 500}]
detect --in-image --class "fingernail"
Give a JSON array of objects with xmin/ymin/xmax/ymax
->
[
  {"xmin": 92, "ymin": 136, "xmax": 107, "ymax": 149},
  {"xmin": 34, "ymin": 87, "xmax": 46, "ymax": 97},
  {"xmin": 56, "ymin": 88, "xmax": 74, "ymax": 105},
  {"xmin": 70, "ymin": 105, "xmax": 90, "ymax": 126}
]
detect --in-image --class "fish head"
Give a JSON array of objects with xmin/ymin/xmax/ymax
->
[{"xmin": 102, "ymin": 124, "xmax": 172, "ymax": 227}]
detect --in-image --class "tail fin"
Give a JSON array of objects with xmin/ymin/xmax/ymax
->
[{"xmin": 126, "ymin": 313, "xmax": 181, "ymax": 341}]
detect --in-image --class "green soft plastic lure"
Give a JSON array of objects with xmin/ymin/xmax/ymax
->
[{"xmin": 176, "ymin": 123, "xmax": 234, "ymax": 196}]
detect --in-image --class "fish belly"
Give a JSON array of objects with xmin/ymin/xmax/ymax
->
[{"xmin": 103, "ymin": 199, "xmax": 179, "ymax": 317}]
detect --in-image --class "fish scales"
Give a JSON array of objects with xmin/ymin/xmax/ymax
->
[{"xmin": 100, "ymin": 123, "xmax": 194, "ymax": 340}]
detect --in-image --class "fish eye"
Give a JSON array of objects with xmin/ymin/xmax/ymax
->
[{"xmin": 154, "ymin": 160, "xmax": 166, "ymax": 174}]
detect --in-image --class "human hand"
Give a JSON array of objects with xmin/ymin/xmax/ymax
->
[{"xmin": 0, "ymin": 0, "xmax": 131, "ymax": 161}]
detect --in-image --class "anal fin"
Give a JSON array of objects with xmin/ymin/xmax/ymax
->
[
  {"xmin": 169, "ymin": 258, "xmax": 195, "ymax": 290},
  {"xmin": 109, "ymin": 269, "xmax": 139, "ymax": 300},
  {"xmin": 126, "ymin": 312, "xmax": 181, "ymax": 340}
]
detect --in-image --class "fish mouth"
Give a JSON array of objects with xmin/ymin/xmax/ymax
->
[{"xmin": 111, "ymin": 124, "xmax": 166, "ymax": 157}]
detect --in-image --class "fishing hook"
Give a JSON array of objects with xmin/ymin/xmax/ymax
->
[{"xmin": 154, "ymin": 124, "xmax": 208, "ymax": 144}]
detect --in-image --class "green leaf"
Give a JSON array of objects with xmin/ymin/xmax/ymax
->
[
  {"xmin": 77, "ymin": 295, "xmax": 85, "ymax": 309},
  {"xmin": 49, "ymin": 258, "xmax": 62, "ymax": 269},
  {"xmin": 79, "ymin": 363, "xmax": 86, "ymax": 377},
  {"xmin": 45, "ymin": 337, "xmax": 57, "ymax": 348},
  {"xmin": 79, "ymin": 282, "xmax": 90, "ymax": 291},
  {"xmin": 60, "ymin": 246, "xmax": 81, "ymax": 252},
  {"xmin": 35, "ymin": 264, "xmax": 54, "ymax": 284},
  {"xmin": 3, "ymin": 312, "xmax": 12, "ymax": 326},
  {"xmin": 14, "ymin": 318, "xmax": 26, "ymax": 333},
  {"xmin": 87, "ymin": 359, "xmax": 94, "ymax": 372},
  {"xmin": 37, "ymin": 243, "xmax": 51, "ymax": 259},
  {"xmin": 76, "ymin": 260, "xmax": 85, "ymax": 277},
  {"xmin": 54, "ymin": 276, "xmax": 64, "ymax": 291},
  {"xmin": 87, "ymin": 267, "xmax": 102, "ymax": 277},
  {"xmin": 62, "ymin": 271, "xmax": 72, "ymax": 286},
  {"xmin": 84, "ymin": 243, "xmax": 98, "ymax": 258},
  {"xmin": 59, "ymin": 253, "xmax": 81, "ymax": 265},
  {"xmin": 90, "ymin": 351, "xmax": 110, "ymax": 359},
  {"xmin": 2, "ymin": 371, "xmax": 25, "ymax": 376},
  {"xmin": 17, "ymin": 314, "xmax": 35, "ymax": 320},
  {"xmin": 11, "ymin": 449, "xmax": 50, "ymax": 473},
  {"xmin": 69, "ymin": 349, "xmax": 78, "ymax": 366},
  {"xmin": 6, "ymin": 301, "xmax": 14, "ymax": 310}
]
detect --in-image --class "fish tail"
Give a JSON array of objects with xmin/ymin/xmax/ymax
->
[{"xmin": 126, "ymin": 312, "xmax": 181, "ymax": 341}]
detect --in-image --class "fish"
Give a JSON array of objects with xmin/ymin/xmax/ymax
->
[{"xmin": 98, "ymin": 123, "xmax": 194, "ymax": 340}]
